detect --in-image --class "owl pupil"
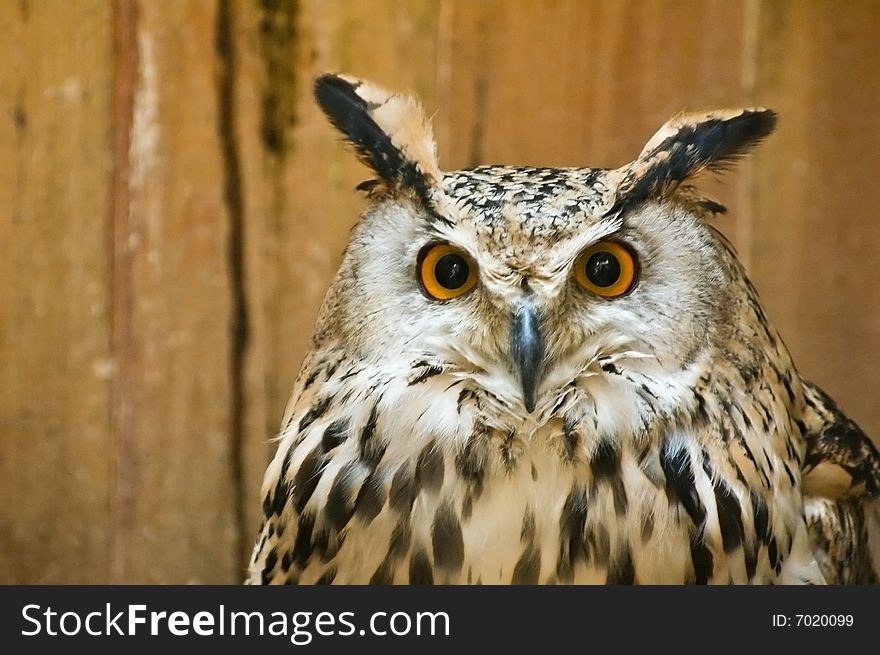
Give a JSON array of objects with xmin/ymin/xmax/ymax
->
[
  {"xmin": 586, "ymin": 251, "xmax": 621, "ymax": 287},
  {"xmin": 434, "ymin": 254, "xmax": 469, "ymax": 289}
]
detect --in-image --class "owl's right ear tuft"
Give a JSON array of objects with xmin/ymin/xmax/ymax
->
[
  {"xmin": 608, "ymin": 108, "xmax": 777, "ymax": 213},
  {"xmin": 314, "ymin": 73, "xmax": 441, "ymax": 201}
]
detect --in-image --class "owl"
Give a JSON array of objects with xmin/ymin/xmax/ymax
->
[{"xmin": 247, "ymin": 73, "xmax": 880, "ymax": 585}]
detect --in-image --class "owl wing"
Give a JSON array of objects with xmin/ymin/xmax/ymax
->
[{"xmin": 800, "ymin": 380, "xmax": 880, "ymax": 584}]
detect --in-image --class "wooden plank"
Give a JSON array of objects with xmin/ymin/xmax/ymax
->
[
  {"xmin": 438, "ymin": 4, "xmax": 745, "ymax": 160},
  {"xmin": 749, "ymin": 0, "xmax": 880, "ymax": 440},
  {"xmin": 234, "ymin": 0, "xmax": 444, "ymax": 552},
  {"xmin": 111, "ymin": 0, "xmax": 239, "ymax": 583},
  {"xmin": 0, "ymin": 1, "xmax": 114, "ymax": 583}
]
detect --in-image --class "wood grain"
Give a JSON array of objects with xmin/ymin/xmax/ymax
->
[
  {"xmin": 0, "ymin": 0, "xmax": 115, "ymax": 583},
  {"xmin": 110, "ymin": 0, "xmax": 238, "ymax": 583}
]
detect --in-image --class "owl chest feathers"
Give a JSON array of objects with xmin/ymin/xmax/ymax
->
[{"xmin": 250, "ymin": 350, "xmax": 822, "ymax": 585}]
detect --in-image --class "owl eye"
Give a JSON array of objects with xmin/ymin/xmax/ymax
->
[
  {"xmin": 574, "ymin": 241, "xmax": 638, "ymax": 298},
  {"xmin": 418, "ymin": 243, "xmax": 478, "ymax": 301}
]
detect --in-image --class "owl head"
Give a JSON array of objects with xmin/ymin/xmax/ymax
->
[{"xmin": 310, "ymin": 73, "xmax": 777, "ymax": 429}]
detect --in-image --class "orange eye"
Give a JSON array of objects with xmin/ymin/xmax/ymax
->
[
  {"xmin": 417, "ymin": 243, "xmax": 478, "ymax": 301},
  {"xmin": 574, "ymin": 241, "xmax": 638, "ymax": 298}
]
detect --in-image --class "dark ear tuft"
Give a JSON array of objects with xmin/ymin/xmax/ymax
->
[
  {"xmin": 612, "ymin": 108, "xmax": 777, "ymax": 210},
  {"xmin": 313, "ymin": 73, "xmax": 440, "ymax": 199},
  {"xmin": 641, "ymin": 109, "xmax": 777, "ymax": 173}
]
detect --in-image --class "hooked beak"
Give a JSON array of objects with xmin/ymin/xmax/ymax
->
[{"xmin": 510, "ymin": 304, "xmax": 544, "ymax": 413}]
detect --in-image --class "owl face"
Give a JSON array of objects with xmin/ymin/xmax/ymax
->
[
  {"xmin": 312, "ymin": 74, "xmax": 775, "ymax": 422},
  {"xmin": 333, "ymin": 172, "xmax": 732, "ymax": 420}
]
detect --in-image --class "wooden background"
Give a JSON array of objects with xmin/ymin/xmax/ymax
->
[{"xmin": 1, "ymin": 0, "xmax": 878, "ymax": 583}]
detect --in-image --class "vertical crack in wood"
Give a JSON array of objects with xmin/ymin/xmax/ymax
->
[
  {"xmin": 217, "ymin": 0, "xmax": 250, "ymax": 579},
  {"xmin": 109, "ymin": 0, "xmax": 138, "ymax": 584},
  {"xmin": 258, "ymin": 0, "xmax": 300, "ymax": 160}
]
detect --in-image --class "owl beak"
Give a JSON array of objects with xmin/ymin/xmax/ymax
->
[{"xmin": 511, "ymin": 304, "xmax": 544, "ymax": 413}]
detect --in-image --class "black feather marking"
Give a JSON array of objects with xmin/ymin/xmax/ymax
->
[
  {"xmin": 768, "ymin": 537, "xmax": 779, "ymax": 569},
  {"xmin": 278, "ymin": 443, "xmax": 294, "ymax": 480},
  {"xmin": 660, "ymin": 441, "xmax": 715, "ymax": 582},
  {"xmin": 556, "ymin": 489, "xmax": 589, "ymax": 582},
  {"xmin": 389, "ymin": 464, "xmax": 416, "ymax": 514},
  {"xmin": 745, "ymin": 542, "xmax": 758, "ymax": 581},
  {"xmin": 415, "ymin": 441, "xmax": 444, "ymax": 493},
  {"xmin": 302, "ymin": 368, "xmax": 321, "ymax": 392},
  {"xmin": 432, "ymin": 502, "xmax": 464, "ymax": 572},
  {"xmin": 261, "ymin": 548, "xmax": 278, "ymax": 585},
  {"xmin": 695, "ymin": 198, "xmax": 728, "ymax": 215},
  {"xmin": 600, "ymin": 361, "xmax": 620, "ymax": 375},
  {"xmin": 751, "ymin": 494, "xmax": 771, "ymax": 545},
  {"xmin": 455, "ymin": 423, "xmax": 489, "ymax": 520},
  {"xmin": 313, "ymin": 74, "xmax": 433, "ymax": 202},
  {"xmin": 321, "ymin": 418, "xmax": 349, "ymax": 452},
  {"xmin": 268, "ymin": 450, "xmax": 294, "ymax": 518},
  {"xmin": 298, "ymin": 395, "xmax": 332, "ymax": 433},
  {"xmin": 315, "ymin": 567, "xmax": 336, "ymax": 585},
  {"xmin": 512, "ymin": 543, "xmax": 541, "ymax": 584},
  {"xmin": 713, "ymin": 479, "xmax": 745, "ymax": 553},
  {"xmin": 521, "ymin": 510, "xmax": 536, "ymax": 542},
  {"xmin": 369, "ymin": 560, "xmax": 394, "ymax": 585},
  {"xmin": 737, "ymin": 434, "xmax": 771, "ymax": 488},
  {"xmin": 325, "ymin": 464, "xmax": 357, "ymax": 532},
  {"xmin": 659, "ymin": 441, "xmax": 706, "ymax": 526},
  {"xmin": 689, "ymin": 534, "xmax": 714, "ymax": 584},
  {"xmin": 462, "ymin": 494, "xmax": 474, "ymax": 522},
  {"xmin": 359, "ymin": 404, "xmax": 386, "ymax": 467},
  {"xmin": 409, "ymin": 548, "xmax": 434, "ymax": 585},
  {"xmin": 292, "ymin": 446, "xmax": 323, "ymax": 514},
  {"xmin": 370, "ymin": 522, "xmax": 413, "ymax": 585},
  {"xmin": 607, "ymin": 546, "xmax": 635, "ymax": 585},
  {"xmin": 408, "ymin": 363, "xmax": 446, "ymax": 386},
  {"xmin": 354, "ymin": 469, "xmax": 385, "ymax": 523},
  {"xmin": 456, "ymin": 426, "xmax": 487, "ymax": 488},
  {"xmin": 356, "ymin": 178, "xmax": 382, "ymax": 193},
  {"xmin": 590, "ymin": 440, "xmax": 628, "ymax": 516},
  {"xmin": 292, "ymin": 512, "xmax": 316, "ymax": 567},
  {"xmin": 312, "ymin": 528, "xmax": 336, "ymax": 563},
  {"xmin": 498, "ymin": 430, "xmax": 521, "ymax": 472}
]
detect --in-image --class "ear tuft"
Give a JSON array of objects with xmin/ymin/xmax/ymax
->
[
  {"xmin": 313, "ymin": 73, "xmax": 441, "ymax": 199},
  {"xmin": 637, "ymin": 108, "xmax": 777, "ymax": 166},
  {"xmin": 612, "ymin": 108, "xmax": 777, "ymax": 210}
]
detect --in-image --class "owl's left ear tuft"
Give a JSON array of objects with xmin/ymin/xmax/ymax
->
[
  {"xmin": 313, "ymin": 73, "xmax": 441, "ymax": 201},
  {"xmin": 611, "ymin": 108, "xmax": 777, "ymax": 210}
]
